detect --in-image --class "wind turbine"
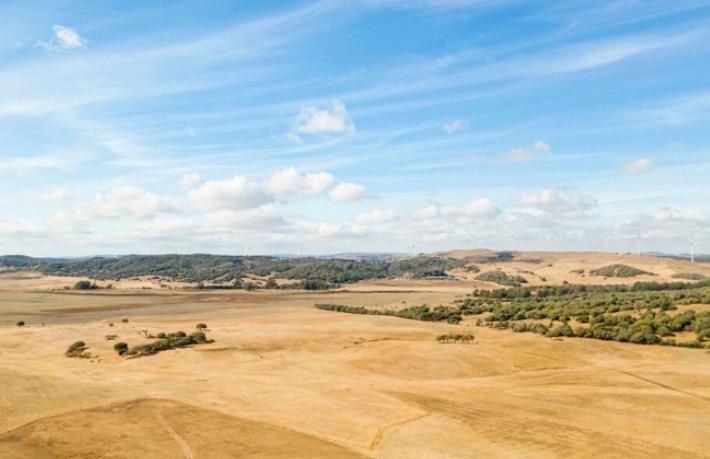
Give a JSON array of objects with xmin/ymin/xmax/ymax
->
[
  {"xmin": 508, "ymin": 230, "xmax": 517, "ymax": 252},
  {"xmin": 466, "ymin": 230, "xmax": 475, "ymax": 251},
  {"xmin": 689, "ymin": 235, "xmax": 695, "ymax": 264},
  {"xmin": 603, "ymin": 232, "xmax": 610, "ymax": 254},
  {"xmin": 636, "ymin": 232, "xmax": 642, "ymax": 257}
]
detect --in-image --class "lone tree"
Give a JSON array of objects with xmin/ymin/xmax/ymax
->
[
  {"xmin": 16, "ymin": 320, "xmax": 25, "ymax": 327},
  {"xmin": 196, "ymin": 323, "xmax": 208, "ymax": 330}
]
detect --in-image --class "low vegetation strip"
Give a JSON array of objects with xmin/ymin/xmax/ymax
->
[
  {"xmin": 315, "ymin": 303, "xmax": 462, "ymax": 324},
  {"xmin": 672, "ymin": 272, "xmax": 707, "ymax": 281}
]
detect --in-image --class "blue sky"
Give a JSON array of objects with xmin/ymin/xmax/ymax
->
[{"xmin": 1, "ymin": 0, "xmax": 709, "ymax": 256}]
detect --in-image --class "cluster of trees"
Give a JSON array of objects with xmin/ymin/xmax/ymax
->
[
  {"xmin": 436, "ymin": 333, "xmax": 475, "ymax": 344},
  {"xmin": 315, "ymin": 303, "xmax": 462, "ymax": 324},
  {"xmin": 589, "ymin": 264, "xmax": 654, "ymax": 278},
  {"xmin": 504, "ymin": 310, "xmax": 710, "ymax": 347},
  {"xmin": 197, "ymin": 278, "xmax": 340, "ymax": 291},
  {"xmin": 474, "ymin": 270, "xmax": 528, "ymax": 287},
  {"xmin": 120, "ymin": 329, "xmax": 211, "ymax": 357},
  {"xmin": 472, "ymin": 279, "xmax": 710, "ymax": 301},
  {"xmin": 464, "ymin": 282, "xmax": 710, "ymax": 348}
]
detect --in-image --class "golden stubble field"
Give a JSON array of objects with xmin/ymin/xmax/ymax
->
[{"xmin": 1, "ymin": 252, "xmax": 709, "ymax": 458}]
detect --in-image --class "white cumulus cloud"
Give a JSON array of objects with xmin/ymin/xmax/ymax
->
[
  {"xmin": 188, "ymin": 177, "xmax": 272, "ymax": 211},
  {"xmin": 87, "ymin": 186, "xmax": 182, "ymax": 219},
  {"xmin": 293, "ymin": 100, "xmax": 355, "ymax": 136},
  {"xmin": 355, "ymin": 209, "xmax": 396, "ymax": 225},
  {"xmin": 267, "ymin": 168, "xmax": 335, "ymax": 195},
  {"xmin": 518, "ymin": 187, "xmax": 597, "ymax": 219},
  {"xmin": 179, "ymin": 173, "xmax": 202, "ymax": 188},
  {"xmin": 38, "ymin": 188, "xmax": 76, "ymax": 203},
  {"xmin": 329, "ymin": 182, "xmax": 365, "ymax": 202}
]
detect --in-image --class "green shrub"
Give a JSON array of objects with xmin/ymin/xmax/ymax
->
[
  {"xmin": 73, "ymin": 280, "xmax": 98, "ymax": 290},
  {"xmin": 265, "ymin": 278, "xmax": 278, "ymax": 289},
  {"xmin": 16, "ymin": 320, "xmax": 25, "ymax": 327},
  {"xmin": 189, "ymin": 331, "xmax": 206, "ymax": 343},
  {"xmin": 66, "ymin": 341, "xmax": 90, "ymax": 358},
  {"xmin": 113, "ymin": 342, "xmax": 128, "ymax": 354}
]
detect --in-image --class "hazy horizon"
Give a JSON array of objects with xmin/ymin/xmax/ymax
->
[
  {"xmin": 2, "ymin": 1, "xmax": 709, "ymax": 256},
  {"xmin": 1, "ymin": 248, "xmax": 704, "ymax": 260}
]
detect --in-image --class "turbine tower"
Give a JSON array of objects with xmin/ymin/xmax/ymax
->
[
  {"xmin": 603, "ymin": 232, "xmax": 610, "ymax": 253},
  {"xmin": 689, "ymin": 235, "xmax": 695, "ymax": 264},
  {"xmin": 636, "ymin": 232, "xmax": 642, "ymax": 257}
]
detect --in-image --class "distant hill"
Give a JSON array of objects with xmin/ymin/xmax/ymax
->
[{"xmin": 0, "ymin": 253, "xmax": 464, "ymax": 284}]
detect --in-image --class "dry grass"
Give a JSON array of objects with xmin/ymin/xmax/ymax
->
[{"xmin": 1, "ymin": 252, "xmax": 709, "ymax": 458}]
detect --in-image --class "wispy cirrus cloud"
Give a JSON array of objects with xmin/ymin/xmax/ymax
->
[
  {"xmin": 497, "ymin": 141, "xmax": 550, "ymax": 163},
  {"xmin": 619, "ymin": 157, "xmax": 654, "ymax": 173}
]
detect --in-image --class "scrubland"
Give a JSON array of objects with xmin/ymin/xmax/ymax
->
[{"xmin": 1, "ymin": 252, "xmax": 709, "ymax": 458}]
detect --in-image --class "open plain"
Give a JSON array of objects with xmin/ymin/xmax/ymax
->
[{"xmin": 1, "ymin": 252, "xmax": 709, "ymax": 458}]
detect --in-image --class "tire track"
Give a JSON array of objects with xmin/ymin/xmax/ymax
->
[
  {"xmin": 368, "ymin": 412, "xmax": 430, "ymax": 450},
  {"xmin": 156, "ymin": 411, "xmax": 194, "ymax": 459},
  {"xmin": 619, "ymin": 370, "xmax": 710, "ymax": 403}
]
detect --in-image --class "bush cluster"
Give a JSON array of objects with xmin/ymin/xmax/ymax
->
[
  {"xmin": 589, "ymin": 264, "xmax": 654, "ymax": 278},
  {"xmin": 73, "ymin": 280, "xmax": 98, "ymax": 290},
  {"xmin": 120, "ymin": 330, "xmax": 211, "ymax": 357},
  {"xmin": 436, "ymin": 334, "xmax": 474, "ymax": 343},
  {"xmin": 475, "ymin": 270, "xmax": 527, "ymax": 287}
]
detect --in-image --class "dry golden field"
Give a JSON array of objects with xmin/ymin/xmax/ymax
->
[{"xmin": 1, "ymin": 252, "xmax": 709, "ymax": 458}]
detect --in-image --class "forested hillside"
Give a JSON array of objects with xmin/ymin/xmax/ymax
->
[{"xmin": 0, "ymin": 254, "xmax": 466, "ymax": 284}]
